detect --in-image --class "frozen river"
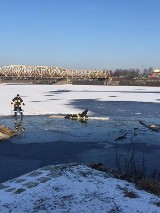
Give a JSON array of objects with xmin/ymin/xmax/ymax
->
[{"xmin": 0, "ymin": 85, "xmax": 160, "ymax": 182}]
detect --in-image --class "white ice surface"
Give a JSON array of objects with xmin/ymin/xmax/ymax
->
[{"xmin": 0, "ymin": 84, "xmax": 160, "ymax": 116}]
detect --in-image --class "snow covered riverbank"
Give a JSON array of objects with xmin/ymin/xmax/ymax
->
[{"xmin": 0, "ymin": 164, "xmax": 160, "ymax": 213}]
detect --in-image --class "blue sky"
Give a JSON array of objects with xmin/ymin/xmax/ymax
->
[{"xmin": 0, "ymin": 0, "xmax": 160, "ymax": 70}]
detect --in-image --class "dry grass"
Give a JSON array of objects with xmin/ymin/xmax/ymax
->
[
  {"xmin": 123, "ymin": 189, "xmax": 139, "ymax": 198},
  {"xmin": 0, "ymin": 125, "xmax": 15, "ymax": 137},
  {"xmin": 117, "ymin": 185, "xmax": 139, "ymax": 198},
  {"xmin": 89, "ymin": 163, "xmax": 109, "ymax": 172},
  {"xmin": 89, "ymin": 163, "xmax": 160, "ymax": 197},
  {"xmin": 154, "ymin": 201, "xmax": 160, "ymax": 207},
  {"xmin": 137, "ymin": 179, "xmax": 160, "ymax": 196}
]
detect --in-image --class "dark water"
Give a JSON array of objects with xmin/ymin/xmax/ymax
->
[{"xmin": 0, "ymin": 100, "xmax": 160, "ymax": 182}]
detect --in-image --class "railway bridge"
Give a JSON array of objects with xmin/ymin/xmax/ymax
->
[{"xmin": 0, "ymin": 65, "xmax": 109, "ymax": 84}]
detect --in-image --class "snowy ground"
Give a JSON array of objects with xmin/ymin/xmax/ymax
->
[
  {"xmin": 0, "ymin": 84, "xmax": 160, "ymax": 116},
  {"xmin": 0, "ymin": 164, "xmax": 159, "ymax": 213},
  {"xmin": 0, "ymin": 84, "xmax": 160, "ymax": 212}
]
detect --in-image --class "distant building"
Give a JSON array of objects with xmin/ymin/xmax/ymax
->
[
  {"xmin": 153, "ymin": 69, "xmax": 160, "ymax": 73},
  {"xmin": 148, "ymin": 69, "xmax": 160, "ymax": 79},
  {"xmin": 141, "ymin": 66, "xmax": 144, "ymax": 75}
]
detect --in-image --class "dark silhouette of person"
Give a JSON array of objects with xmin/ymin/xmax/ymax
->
[{"xmin": 11, "ymin": 94, "xmax": 25, "ymax": 117}]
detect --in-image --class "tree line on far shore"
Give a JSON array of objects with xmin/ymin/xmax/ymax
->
[{"xmin": 108, "ymin": 67, "xmax": 154, "ymax": 80}]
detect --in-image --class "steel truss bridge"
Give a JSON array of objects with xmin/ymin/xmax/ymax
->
[{"xmin": 0, "ymin": 65, "xmax": 109, "ymax": 81}]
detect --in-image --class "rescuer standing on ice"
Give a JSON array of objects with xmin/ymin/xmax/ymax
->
[{"xmin": 11, "ymin": 94, "xmax": 25, "ymax": 117}]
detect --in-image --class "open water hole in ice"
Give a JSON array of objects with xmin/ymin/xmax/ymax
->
[{"xmin": 0, "ymin": 114, "xmax": 160, "ymax": 177}]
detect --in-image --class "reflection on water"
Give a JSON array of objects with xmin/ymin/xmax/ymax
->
[{"xmin": 14, "ymin": 117, "xmax": 25, "ymax": 132}]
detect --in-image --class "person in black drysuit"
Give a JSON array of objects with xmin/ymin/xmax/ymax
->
[
  {"xmin": 64, "ymin": 109, "xmax": 88, "ymax": 120},
  {"xmin": 11, "ymin": 94, "xmax": 25, "ymax": 117}
]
